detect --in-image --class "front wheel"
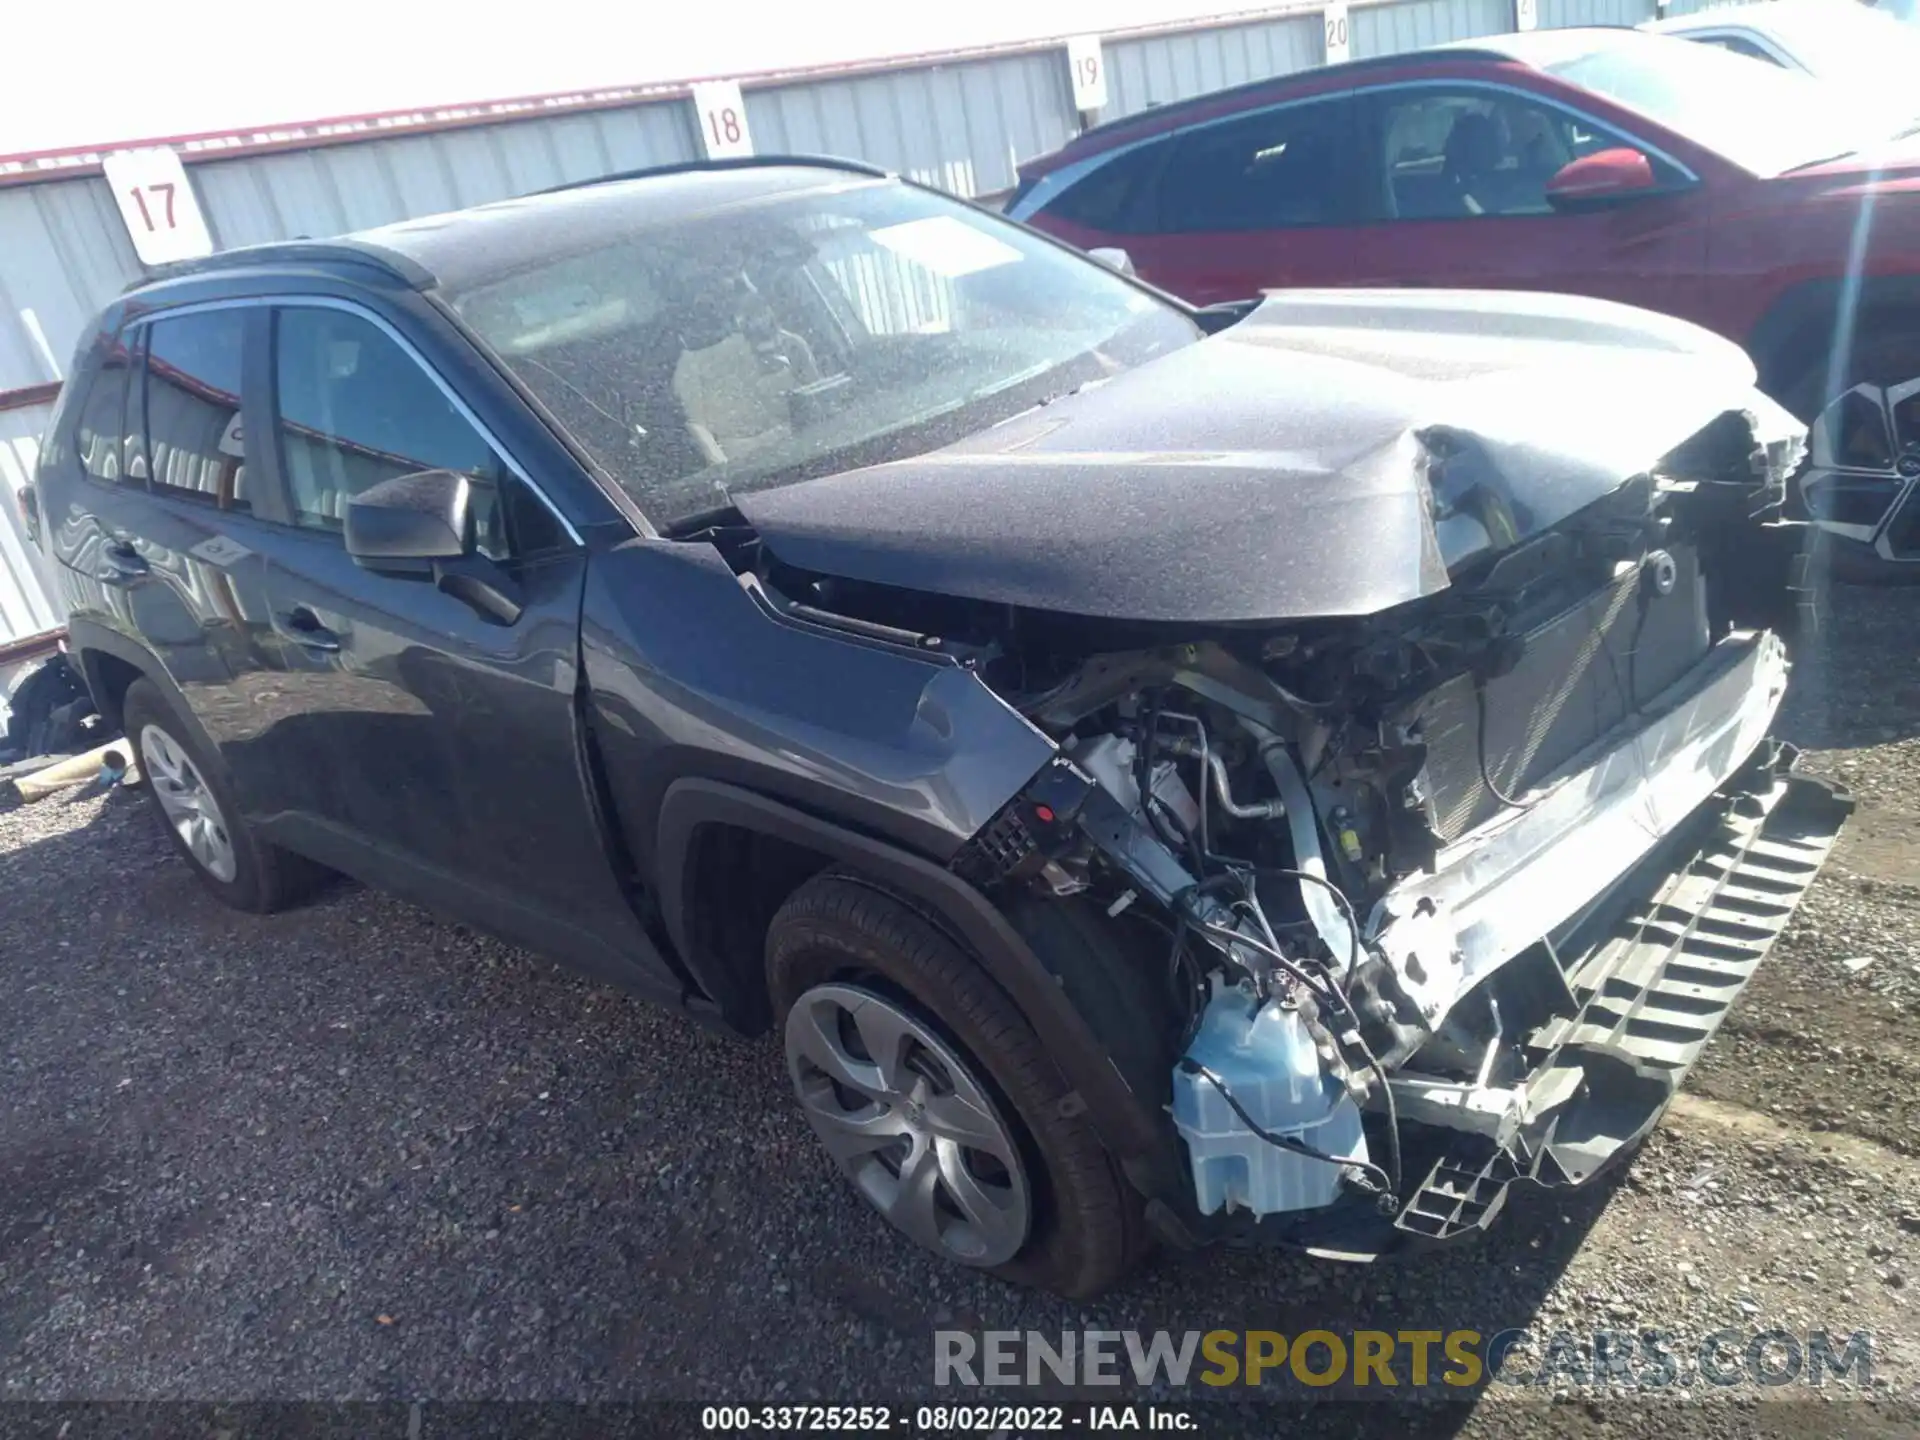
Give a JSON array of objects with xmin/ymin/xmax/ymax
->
[
  {"xmin": 1782, "ymin": 324, "xmax": 1920, "ymax": 583},
  {"xmin": 766, "ymin": 873, "xmax": 1148, "ymax": 1297}
]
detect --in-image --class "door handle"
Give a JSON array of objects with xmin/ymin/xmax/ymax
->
[
  {"xmin": 97, "ymin": 540, "xmax": 149, "ymax": 586},
  {"xmin": 274, "ymin": 605, "xmax": 342, "ymax": 652}
]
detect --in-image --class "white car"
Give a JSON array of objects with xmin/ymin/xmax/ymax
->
[{"xmin": 1645, "ymin": 0, "xmax": 1920, "ymax": 128}]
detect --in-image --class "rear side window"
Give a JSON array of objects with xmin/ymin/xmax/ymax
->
[
  {"xmin": 145, "ymin": 310, "xmax": 250, "ymax": 510},
  {"xmin": 273, "ymin": 306, "xmax": 558, "ymax": 560},
  {"xmin": 1698, "ymin": 34, "xmax": 1784, "ymax": 65},
  {"xmin": 73, "ymin": 342, "xmax": 133, "ymax": 483},
  {"xmin": 1155, "ymin": 99, "xmax": 1355, "ymax": 232},
  {"xmin": 1031, "ymin": 141, "xmax": 1173, "ymax": 235}
]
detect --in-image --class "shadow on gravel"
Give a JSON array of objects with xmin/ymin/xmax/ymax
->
[
  {"xmin": 1779, "ymin": 579, "xmax": 1920, "ymax": 752},
  {"xmin": 1006, "ymin": 1171, "xmax": 1623, "ymax": 1434}
]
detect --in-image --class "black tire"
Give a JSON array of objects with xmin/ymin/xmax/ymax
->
[
  {"xmin": 122, "ymin": 678, "xmax": 329, "ymax": 913},
  {"xmin": 766, "ymin": 872, "xmax": 1149, "ymax": 1298}
]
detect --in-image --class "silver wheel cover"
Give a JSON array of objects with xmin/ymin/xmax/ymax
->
[
  {"xmin": 785, "ymin": 982, "xmax": 1031, "ymax": 1267},
  {"xmin": 138, "ymin": 724, "xmax": 238, "ymax": 884}
]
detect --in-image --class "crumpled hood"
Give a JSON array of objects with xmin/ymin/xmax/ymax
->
[{"xmin": 737, "ymin": 288, "xmax": 1800, "ymax": 624}]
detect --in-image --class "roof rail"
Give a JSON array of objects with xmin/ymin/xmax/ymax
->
[
  {"xmin": 1069, "ymin": 46, "xmax": 1515, "ymax": 146},
  {"xmin": 537, "ymin": 152, "xmax": 892, "ymax": 195},
  {"xmin": 123, "ymin": 239, "xmax": 429, "ymax": 293}
]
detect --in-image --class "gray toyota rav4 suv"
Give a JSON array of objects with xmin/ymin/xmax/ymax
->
[{"xmin": 30, "ymin": 156, "xmax": 1848, "ymax": 1296}]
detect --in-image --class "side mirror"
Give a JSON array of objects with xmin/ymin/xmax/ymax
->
[
  {"xmin": 345, "ymin": 469, "xmax": 473, "ymax": 570},
  {"xmin": 1545, "ymin": 148, "xmax": 1662, "ymax": 211},
  {"xmin": 1193, "ymin": 298, "xmax": 1263, "ymax": 335},
  {"xmin": 346, "ymin": 469, "xmax": 523, "ymax": 625},
  {"xmin": 1087, "ymin": 246, "xmax": 1137, "ymax": 276}
]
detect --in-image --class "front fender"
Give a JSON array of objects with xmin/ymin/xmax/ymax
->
[
  {"xmin": 652, "ymin": 777, "xmax": 1179, "ymax": 1182},
  {"xmin": 579, "ymin": 535, "xmax": 1058, "ymax": 879}
]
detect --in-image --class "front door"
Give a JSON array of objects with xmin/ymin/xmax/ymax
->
[
  {"xmin": 1338, "ymin": 84, "xmax": 1713, "ymax": 327},
  {"xmin": 245, "ymin": 299, "xmax": 670, "ymax": 991}
]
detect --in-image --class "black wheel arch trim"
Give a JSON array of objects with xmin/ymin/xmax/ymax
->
[
  {"xmin": 1748, "ymin": 273, "xmax": 1920, "ymax": 400},
  {"xmin": 654, "ymin": 776, "xmax": 1176, "ymax": 1175},
  {"xmin": 66, "ymin": 617, "xmax": 208, "ymax": 748}
]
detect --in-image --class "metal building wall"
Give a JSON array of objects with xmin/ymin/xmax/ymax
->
[
  {"xmin": 1540, "ymin": 0, "xmax": 1656, "ymax": 27},
  {"xmin": 1105, "ymin": 14, "xmax": 1323, "ymax": 118},
  {"xmin": 0, "ymin": 402, "xmax": 63, "ymax": 645},
  {"xmin": 189, "ymin": 101, "xmax": 701, "ymax": 250},
  {"xmin": 750, "ymin": 50, "xmax": 1079, "ymax": 198},
  {"xmin": 0, "ymin": 178, "xmax": 140, "ymax": 391},
  {"xmin": 1356, "ymin": 0, "xmax": 1516, "ymax": 55}
]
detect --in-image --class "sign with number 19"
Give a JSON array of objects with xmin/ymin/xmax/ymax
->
[{"xmin": 1066, "ymin": 35, "xmax": 1108, "ymax": 112}]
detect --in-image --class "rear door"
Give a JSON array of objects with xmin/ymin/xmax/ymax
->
[
  {"xmin": 130, "ymin": 306, "xmax": 295, "ymax": 798},
  {"xmin": 48, "ymin": 305, "xmax": 288, "ymax": 780},
  {"xmin": 1338, "ymin": 82, "xmax": 1713, "ymax": 324},
  {"xmin": 1027, "ymin": 97, "xmax": 1367, "ymax": 305},
  {"xmin": 248, "ymin": 297, "xmax": 672, "ymax": 990}
]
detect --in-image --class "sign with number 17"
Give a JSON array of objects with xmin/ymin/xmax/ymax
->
[{"xmin": 102, "ymin": 148, "xmax": 214, "ymax": 267}]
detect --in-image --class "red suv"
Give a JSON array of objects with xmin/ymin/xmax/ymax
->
[{"xmin": 1010, "ymin": 27, "xmax": 1920, "ymax": 577}]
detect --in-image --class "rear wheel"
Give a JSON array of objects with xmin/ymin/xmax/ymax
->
[
  {"xmin": 767, "ymin": 872, "xmax": 1148, "ymax": 1297},
  {"xmin": 1782, "ymin": 323, "xmax": 1920, "ymax": 584},
  {"xmin": 123, "ymin": 678, "xmax": 328, "ymax": 912}
]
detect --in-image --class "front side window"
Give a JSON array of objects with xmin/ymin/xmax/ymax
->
[
  {"xmin": 272, "ymin": 307, "xmax": 553, "ymax": 560},
  {"xmin": 446, "ymin": 181, "xmax": 1195, "ymax": 529},
  {"xmin": 145, "ymin": 309, "xmax": 249, "ymax": 509},
  {"xmin": 1155, "ymin": 100, "xmax": 1354, "ymax": 232},
  {"xmin": 1364, "ymin": 88, "xmax": 1653, "ymax": 221}
]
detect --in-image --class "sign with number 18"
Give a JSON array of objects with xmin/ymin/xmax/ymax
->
[{"xmin": 691, "ymin": 80, "xmax": 754, "ymax": 160}]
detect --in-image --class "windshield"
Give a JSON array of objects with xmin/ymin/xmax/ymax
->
[
  {"xmin": 1750, "ymin": 1, "xmax": 1920, "ymax": 105},
  {"xmin": 1542, "ymin": 30, "xmax": 1899, "ymax": 175},
  {"xmin": 448, "ymin": 182, "xmax": 1196, "ymax": 529}
]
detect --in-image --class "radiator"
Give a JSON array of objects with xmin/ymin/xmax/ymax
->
[{"xmin": 1408, "ymin": 549, "xmax": 1712, "ymax": 844}]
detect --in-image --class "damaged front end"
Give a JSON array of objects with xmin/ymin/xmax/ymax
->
[
  {"xmin": 939, "ymin": 420, "xmax": 1845, "ymax": 1256},
  {"xmin": 727, "ymin": 292, "xmax": 1852, "ymax": 1257}
]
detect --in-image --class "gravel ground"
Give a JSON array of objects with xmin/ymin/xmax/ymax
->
[{"xmin": 2, "ymin": 583, "xmax": 1918, "ymax": 1438}]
